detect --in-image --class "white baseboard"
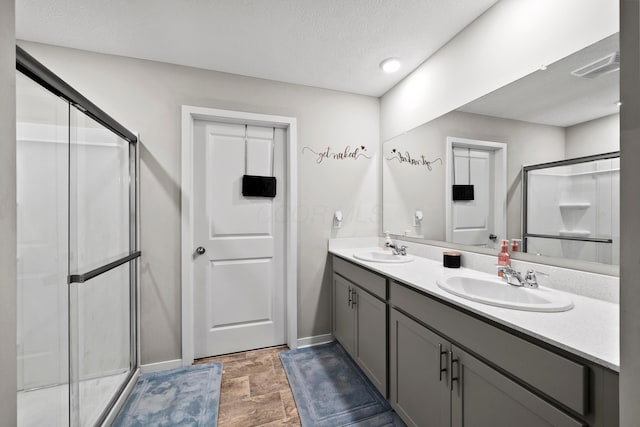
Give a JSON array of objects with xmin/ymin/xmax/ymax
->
[
  {"xmin": 140, "ymin": 359, "xmax": 183, "ymax": 374},
  {"xmin": 296, "ymin": 334, "xmax": 334, "ymax": 349}
]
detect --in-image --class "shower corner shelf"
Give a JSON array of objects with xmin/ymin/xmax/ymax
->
[
  {"xmin": 559, "ymin": 229, "xmax": 591, "ymax": 237},
  {"xmin": 558, "ymin": 202, "xmax": 591, "ymax": 209}
]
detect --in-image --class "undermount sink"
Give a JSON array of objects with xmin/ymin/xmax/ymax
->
[
  {"xmin": 353, "ymin": 250, "xmax": 414, "ymax": 264},
  {"xmin": 437, "ymin": 275, "xmax": 573, "ymax": 312}
]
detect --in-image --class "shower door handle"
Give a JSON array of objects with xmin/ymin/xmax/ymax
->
[{"xmin": 196, "ymin": 246, "xmax": 206, "ymax": 255}]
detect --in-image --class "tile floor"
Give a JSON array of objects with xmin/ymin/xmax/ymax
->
[{"xmin": 195, "ymin": 345, "xmax": 301, "ymax": 426}]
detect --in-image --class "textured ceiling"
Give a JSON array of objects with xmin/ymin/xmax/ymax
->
[
  {"xmin": 16, "ymin": 0, "xmax": 498, "ymax": 96},
  {"xmin": 458, "ymin": 34, "xmax": 620, "ymax": 127}
]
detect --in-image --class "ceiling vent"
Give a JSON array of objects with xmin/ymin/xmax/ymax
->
[{"xmin": 571, "ymin": 52, "xmax": 620, "ymax": 78}]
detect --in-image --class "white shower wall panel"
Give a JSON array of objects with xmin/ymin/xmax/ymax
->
[{"xmin": 16, "ymin": 136, "xmax": 68, "ymax": 390}]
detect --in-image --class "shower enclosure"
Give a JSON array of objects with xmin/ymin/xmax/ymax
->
[
  {"xmin": 522, "ymin": 152, "xmax": 619, "ymax": 265},
  {"xmin": 15, "ymin": 47, "xmax": 140, "ymax": 426}
]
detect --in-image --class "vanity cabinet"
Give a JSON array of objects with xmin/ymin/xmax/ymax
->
[
  {"xmin": 333, "ymin": 274, "xmax": 357, "ymax": 354},
  {"xmin": 330, "ymin": 255, "xmax": 618, "ymax": 427},
  {"xmin": 389, "ymin": 309, "xmax": 450, "ymax": 426},
  {"xmin": 390, "ymin": 309, "xmax": 583, "ymax": 427},
  {"xmin": 390, "ymin": 279, "xmax": 618, "ymax": 427},
  {"xmin": 450, "ymin": 344, "xmax": 584, "ymax": 427},
  {"xmin": 332, "ymin": 257, "xmax": 387, "ymax": 396}
]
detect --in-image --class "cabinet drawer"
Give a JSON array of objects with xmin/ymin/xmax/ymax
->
[
  {"xmin": 390, "ymin": 281, "xmax": 588, "ymax": 415},
  {"xmin": 333, "ymin": 256, "xmax": 387, "ymax": 300},
  {"xmin": 452, "ymin": 345, "xmax": 585, "ymax": 427}
]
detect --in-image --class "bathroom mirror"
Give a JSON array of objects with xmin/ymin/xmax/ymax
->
[{"xmin": 382, "ymin": 33, "xmax": 620, "ymax": 271}]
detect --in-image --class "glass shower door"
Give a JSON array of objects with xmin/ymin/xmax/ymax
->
[
  {"xmin": 16, "ymin": 72, "xmax": 70, "ymax": 427},
  {"xmin": 68, "ymin": 108, "xmax": 137, "ymax": 426},
  {"xmin": 17, "ymin": 46, "xmax": 140, "ymax": 426}
]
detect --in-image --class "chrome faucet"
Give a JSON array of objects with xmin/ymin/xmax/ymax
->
[
  {"xmin": 497, "ymin": 266, "xmax": 542, "ymax": 288},
  {"xmin": 498, "ymin": 266, "xmax": 524, "ymax": 287},
  {"xmin": 386, "ymin": 241, "xmax": 408, "ymax": 256}
]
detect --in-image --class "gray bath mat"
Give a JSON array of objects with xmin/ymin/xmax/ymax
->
[
  {"xmin": 113, "ymin": 363, "xmax": 222, "ymax": 426},
  {"xmin": 280, "ymin": 341, "xmax": 405, "ymax": 426}
]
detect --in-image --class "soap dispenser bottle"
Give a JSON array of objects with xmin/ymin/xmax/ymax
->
[
  {"xmin": 498, "ymin": 239, "xmax": 510, "ymax": 277},
  {"xmin": 384, "ymin": 231, "xmax": 392, "ymax": 252}
]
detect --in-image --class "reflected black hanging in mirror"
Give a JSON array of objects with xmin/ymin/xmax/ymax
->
[
  {"xmin": 452, "ymin": 185, "xmax": 474, "ymax": 201},
  {"xmin": 452, "ymin": 147, "xmax": 475, "ymax": 201}
]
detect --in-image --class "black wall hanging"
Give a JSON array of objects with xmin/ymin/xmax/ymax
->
[
  {"xmin": 242, "ymin": 126, "xmax": 276, "ymax": 198},
  {"xmin": 242, "ymin": 175, "xmax": 276, "ymax": 197}
]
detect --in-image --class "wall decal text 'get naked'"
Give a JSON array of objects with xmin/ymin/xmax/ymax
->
[{"xmin": 302, "ymin": 145, "xmax": 372, "ymax": 163}]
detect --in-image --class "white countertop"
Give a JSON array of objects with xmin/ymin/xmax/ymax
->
[{"xmin": 330, "ymin": 247, "xmax": 620, "ymax": 372}]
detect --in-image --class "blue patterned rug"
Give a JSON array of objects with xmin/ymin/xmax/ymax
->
[
  {"xmin": 113, "ymin": 363, "xmax": 223, "ymax": 427},
  {"xmin": 280, "ymin": 341, "xmax": 405, "ymax": 427}
]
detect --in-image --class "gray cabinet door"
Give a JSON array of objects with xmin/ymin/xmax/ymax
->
[
  {"xmin": 354, "ymin": 288, "xmax": 387, "ymax": 397},
  {"xmin": 390, "ymin": 309, "xmax": 450, "ymax": 427},
  {"xmin": 451, "ymin": 345, "xmax": 584, "ymax": 427},
  {"xmin": 333, "ymin": 273, "xmax": 356, "ymax": 355}
]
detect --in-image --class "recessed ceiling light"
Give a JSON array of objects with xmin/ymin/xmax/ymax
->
[{"xmin": 380, "ymin": 58, "xmax": 402, "ymax": 73}]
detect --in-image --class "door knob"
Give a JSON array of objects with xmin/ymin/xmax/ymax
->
[
  {"xmin": 196, "ymin": 246, "xmax": 206, "ymax": 255},
  {"xmin": 489, "ymin": 233, "xmax": 498, "ymax": 241}
]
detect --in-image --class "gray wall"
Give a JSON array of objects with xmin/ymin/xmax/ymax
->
[
  {"xmin": 565, "ymin": 114, "xmax": 620, "ymax": 158},
  {"xmin": 620, "ymin": 1, "xmax": 640, "ymax": 424},
  {"xmin": 0, "ymin": 0, "xmax": 16, "ymax": 424},
  {"xmin": 18, "ymin": 41, "xmax": 380, "ymax": 364}
]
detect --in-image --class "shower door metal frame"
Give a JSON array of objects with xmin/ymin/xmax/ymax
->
[
  {"xmin": 16, "ymin": 45, "xmax": 141, "ymax": 426},
  {"xmin": 521, "ymin": 151, "xmax": 620, "ymax": 252}
]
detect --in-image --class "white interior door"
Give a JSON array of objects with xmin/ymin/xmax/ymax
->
[
  {"xmin": 451, "ymin": 147, "xmax": 495, "ymax": 246},
  {"xmin": 193, "ymin": 121, "xmax": 286, "ymax": 358}
]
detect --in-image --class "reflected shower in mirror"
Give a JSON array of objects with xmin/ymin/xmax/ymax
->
[
  {"xmin": 382, "ymin": 32, "xmax": 619, "ymax": 266},
  {"xmin": 523, "ymin": 152, "xmax": 619, "ymax": 264}
]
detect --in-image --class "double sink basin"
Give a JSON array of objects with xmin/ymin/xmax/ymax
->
[{"xmin": 352, "ymin": 250, "xmax": 573, "ymax": 313}]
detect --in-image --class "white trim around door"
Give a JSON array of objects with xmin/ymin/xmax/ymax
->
[{"xmin": 181, "ymin": 105, "xmax": 298, "ymax": 366}]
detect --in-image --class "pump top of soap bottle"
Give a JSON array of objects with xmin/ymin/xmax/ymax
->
[{"xmin": 384, "ymin": 231, "xmax": 392, "ymax": 252}]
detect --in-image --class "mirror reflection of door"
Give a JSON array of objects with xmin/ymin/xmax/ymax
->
[
  {"xmin": 446, "ymin": 137, "xmax": 507, "ymax": 249},
  {"xmin": 452, "ymin": 147, "xmax": 492, "ymax": 247}
]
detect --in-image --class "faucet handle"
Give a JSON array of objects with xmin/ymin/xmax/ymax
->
[
  {"xmin": 523, "ymin": 269, "xmax": 547, "ymax": 288},
  {"xmin": 524, "ymin": 269, "xmax": 549, "ymax": 278}
]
